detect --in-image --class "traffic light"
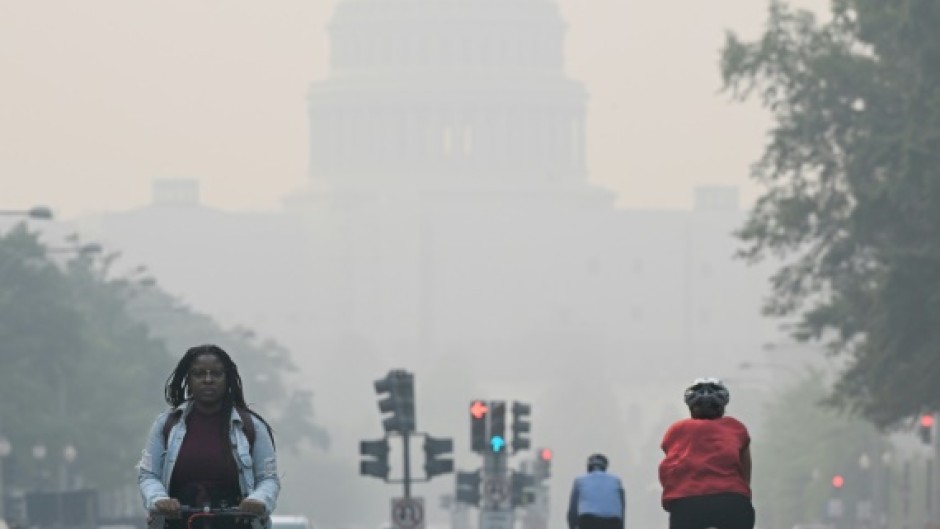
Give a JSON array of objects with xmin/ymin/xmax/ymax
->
[
  {"xmin": 511, "ymin": 471, "xmax": 535, "ymax": 507},
  {"xmin": 831, "ymin": 474, "xmax": 845, "ymax": 489},
  {"xmin": 424, "ymin": 435, "xmax": 455, "ymax": 478},
  {"xmin": 511, "ymin": 401, "xmax": 532, "ymax": 454},
  {"xmin": 919, "ymin": 413, "xmax": 934, "ymax": 445},
  {"xmin": 374, "ymin": 369, "xmax": 416, "ymax": 433},
  {"xmin": 359, "ymin": 438, "xmax": 390, "ymax": 479},
  {"xmin": 470, "ymin": 400, "xmax": 489, "ymax": 453},
  {"xmin": 490, "ymin": 400, "xmax": 507, "ymax": 452},
  {"xmin": 533, "ymin": 447, "xmax": 553, "ymax": 482},
  {"xmin": 456, "ymin": 470, "xmax": 481, "ymax": 507}
]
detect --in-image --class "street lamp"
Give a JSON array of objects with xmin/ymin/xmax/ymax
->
[
  {"xmin": 0, "ymin": 206, "xmax": 53, "ymax": 220},
  {"xmin": 62, "ymin": 444, "xmax": 77, "ymax": 490},
  {"xmin": 32, "ymin": 444, "xmax": 47, "ymax": 490}
]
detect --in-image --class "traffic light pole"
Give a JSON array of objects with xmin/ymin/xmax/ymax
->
[
  {"xmin": 480, "ymin": 448, "xmax": 514, "ymax": 529},
  {"xmin": 403, "ymin": 432, "xmax": 412, "ymax": 499}
]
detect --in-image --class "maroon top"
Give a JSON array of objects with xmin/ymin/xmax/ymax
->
[{"xmin": 169, "ymin": 408, "xmax": 241, "ymax": 507}]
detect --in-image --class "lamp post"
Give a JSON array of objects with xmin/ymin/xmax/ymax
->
[
  {"xmin": 62, "ymin": 445, "xmax": 77, "ymax": 490},
  {"xmin": 0, "ymin": 206, "xmax": 53, "ymax": 220},
  {"xmin": 859, "ymin": 453, "xmax": 873, "ymax": 529},
  {"xmin": 878, "ymin": 452, "xmax": 891, "ymax": 529},
  {"xmin": 31, "ymin": 444, "xmax": 47, "ymax": 490},
  {"xmin": 0, "ymin": 436, "xmax": 11, "ymax": 520}
]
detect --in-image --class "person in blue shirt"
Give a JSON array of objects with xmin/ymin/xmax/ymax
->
[{"xmin": 567, "ymin": 454, "xmax": 625, "ymax": 529}]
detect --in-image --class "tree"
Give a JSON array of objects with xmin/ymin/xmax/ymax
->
[
  {"xmin": 0, "ymin": 224, "xmax": 328, "ymax": 496},
  {"xmin": 124, "ymin": 289, "xmax": 330, "ymax": 453},
  {"xmin": 0, "ymin": 225, "xmax": 168, "ymax": 489},
  {"xmin": 752, "ymin": 370, "xmax": 889, "ymax": 529},
  {"xmin": 721, "ymin": 0, "xmax": 940, "ymax": 427}
]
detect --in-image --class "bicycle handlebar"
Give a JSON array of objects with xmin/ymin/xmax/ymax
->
[
  {"xmin": 178, "ymin": 505, "xmax": 262, "ymax": 517},
  {"xmin": 148, "ymin": 505, "xmax": 264, "ymax": 529}
]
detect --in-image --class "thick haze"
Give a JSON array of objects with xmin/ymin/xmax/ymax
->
[
  {"xmin": 2, "ymin": 2, "xmax": 833, "ymax": 529},
  {"xmin": 1, "ymin": 0, "xmax": 826, "ymax": 218}
]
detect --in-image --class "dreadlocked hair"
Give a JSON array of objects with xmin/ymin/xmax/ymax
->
[{"xmin": 164, "ymin": 344, "xmax": 276, "ymax": 449}]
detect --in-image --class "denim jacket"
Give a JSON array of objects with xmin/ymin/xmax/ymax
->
[{"xmin": 137, "ymin": 401, "xmax": 280, "ymax": 518}]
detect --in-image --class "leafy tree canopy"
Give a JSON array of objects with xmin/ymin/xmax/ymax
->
[
  {"xmin": 0, "ymin": 225, "xmax": 327, "ymax": 495},
  {"xmin": 753, "ymin": 370, "xmax": 889, "ymax": 529},
  {"xmin": 125, "ymin": 288, "xmax": 331, "ymax": 453},
  {"xmin": 0, "ymin": 225, "xmax": 167, "ymax": 489},
  {"xmin": 721, "ymin": 0, "xmax": 940, "ymax": 427}
]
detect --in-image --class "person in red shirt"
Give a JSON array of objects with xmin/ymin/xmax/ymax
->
[{"xmin": 658, "ymin": 378, "xmax": 754, "ymax": 529}]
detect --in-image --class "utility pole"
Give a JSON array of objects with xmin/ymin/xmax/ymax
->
[
  {"xmin": 403, "ymin": 431, "xmax": 413, "ymax": 499},
  {"xmin": 480, "ymin": 436, "xmax": 513, "ymax": 529}
]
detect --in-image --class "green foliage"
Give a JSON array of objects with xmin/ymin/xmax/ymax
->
[
  {"xmin": 0, "ymin": 224, "xmax": 328, "ymax": 497},
  {"xmin": 124, "ymin": 290, "xmax": 331, "ymax": 453},
  {"xmin": 0, "ymin": 225, "xmax": 168, "ymax": 490},
  {"xmin": 721, "ymin": 0, "xmax": 940, "ymax": 427},
  {"xmin": 753, "ymin": 371, "xmax": 890, "ymax": 529}
]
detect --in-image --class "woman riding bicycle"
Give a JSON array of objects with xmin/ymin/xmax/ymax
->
[
  {"xmin": 137, "ymin": 345, "xmax": 280, "ymax": 529},
  {"xmin": 658, "ymin": 378, "xmax": 754, "ymax": 529}
]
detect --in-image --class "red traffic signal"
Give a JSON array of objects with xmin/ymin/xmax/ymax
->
[
  {"xmin": 921, "ymin": 414, "xmax": 935, "ymax": 428},
  {"xmin": 831, "ymin": 474, "xmax": 845, "ymax": 488},
  {"xmin": 470, "ymin": 400, "xmax": 489, "ymax": 453},
  {"xmin": 470, "ymin": 400, "xmax": 489, "ymax": 419},
  {"xmin": 533, "ymin": 447, "xmax": 553, "ymax": 482}
]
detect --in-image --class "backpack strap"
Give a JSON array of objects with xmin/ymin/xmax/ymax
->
[
  {"xmin": 161, "ymin": 407, "xmax": 256, "ymax": 453},
  {"xmin": 236, "ymin": 408, "xmax": 257, "ymax": 453},
  {"xmin": 161, "ymin": 409, "xmax": 183, "ymax": 448}
]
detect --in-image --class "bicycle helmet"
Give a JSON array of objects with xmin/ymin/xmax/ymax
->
[
  {"xmin": 683, "ymin": 377, "xmax": 730, "ymax": 418},
  {"xmin": 587, "ymin": 453, "xmax": 609, "ymax": 472}
]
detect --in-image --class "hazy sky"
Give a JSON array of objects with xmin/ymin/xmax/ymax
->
[{"xmin": 1, "ymin": 0, "xmax": 829, "ymax": 219}]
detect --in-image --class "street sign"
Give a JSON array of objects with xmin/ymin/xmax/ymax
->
[
  {"xmin": 483, "ymin": 476, "xmax": 510, "ymax": 506},
  {"xmin": 391, "ymin": 497, "xmax": 425, "ymax": 529},
  {"xmin": 480, "ymin": 510, "xmax": 513, "ymax": 529}
]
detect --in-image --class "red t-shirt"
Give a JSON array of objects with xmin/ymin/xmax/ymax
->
[{"xmin": 658, "ymin": 416, "xmax": 751, "ymax": 506}]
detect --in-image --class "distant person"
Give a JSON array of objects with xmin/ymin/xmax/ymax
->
[
  {"xmin": 137, "ymin": 344, "xmax": 280, "ymax": 529},
  {"xmin": 658, "ymin": 378, "xmax": 753, "ymax": 529},
  {"xmin": 567, "ymin": 454, "xmax": 626, "ymax": 529}
]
